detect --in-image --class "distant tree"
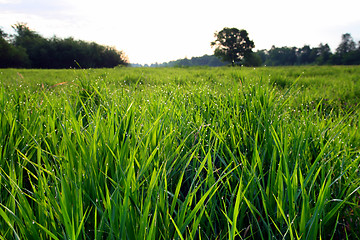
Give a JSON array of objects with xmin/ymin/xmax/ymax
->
[
  {"xmin": 12, "ymin": 22, "xmax": 45, "ymax": 47},
  {"xmin": 152, "ymin": 55, "xmax": 228, "ymax": 67},
  {"xmin": 211, "ymin": 27, "xmax": 255, "ymax": 66},
  {"xmin": 0, "ymin": 28, "xmax": 8, "ymax": 39},
  {"xmin": 0, "ymin": 41, "xmax": 30, "ymax": 68},
  {"xmin": 242, "ymin": 52, "xmax": 262, "ymax": 66},
  {"xmin": 336, "ymin": 33, "xmax": 356, "ymax": 55},
  {"xmin": 205, "ymin": 55, "xmax": 229, "ymax": 67},
  {"xmin": 266, "ymin": 46, "xmax": 297, "ymax": 66},
  {"xmin": 297, "ymin": 45, "xmax": 318, "ymax": 65},
  {"xmin": 315, "ymin": 43, "xmax": 332, "ymax": 65},
  {"xmin": 7, "ymin": 22, "xmax": 128, "ymax": 68},
  {"xmin": 0, "ymin": 26, "xmax": 30, "ymax": 68},
  {"xmin": 334, "ymin": 33, "xmax": 359, "ymax": 65},
  {"xmin": 12, "ymin": 23, "xmax": 50, "ymax": 68},
  {"xmin": 255, "ymin": 50, "xmax": 268, "ymax": 65}
]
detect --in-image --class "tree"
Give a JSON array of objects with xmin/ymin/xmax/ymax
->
[
  {"xmin": 242, "ymin": 52, "xmax": 262, "ymax": 66},
  {"xmin": 334, "ymin": 33, "xmax": 359, "ymax": 65},
  {"xmin": 266, "ymin": 46, "xmax": 297, "ymax": 66},
  {"xmin": 297, "ymin": 45, "xmax": 318, "ymax": 65},
  {"xmin": 315, "ymin": 43, "xmax": 332, "ymax": 65},
  {"xmin": 211, "ymin": 27, "xmax": 254, "ymax": 66},
  {"xmin": 336, "ymin": 33, "xmax": 356, "ymax": 55},
  {"xmin": 0, "ymin": 26, "xmax": 30, "ymax": 68},
  {"xmin": 0, "ymin": 28, "xmax": 8, "ymax": 39},
  {"xmin": 12, "ymin": 23, "xmax": 49, "ymax": 68},
  {"xmin": 5, "ymin": 23, "xmax": 128, "ymax": 68}
]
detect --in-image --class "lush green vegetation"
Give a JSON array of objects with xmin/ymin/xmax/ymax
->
[
  {"xmin": 136, "ymin": 33, "xmax": 360, "ymax": 67},
  {"xmin": 137, "ymin": 55, "xmax": 229, "ymax": 68},
  {"xmin": 0, "ymin": 23, "xmax": 128, "ymax": 69},
  {"xmin": 0, "ymin": 66, "xmax": 359, "ymax": 239},
  {"xmin": 257, "ymin": 34, "xmax": 360, "ymax": 66},
  {"xmin": 3, "ymin": 24, "xmax": 360, "ymax": 69}
]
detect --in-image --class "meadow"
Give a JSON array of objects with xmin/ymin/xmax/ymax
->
[{"xmin": 0, "ymin": 66, "xmax": 359, "ymax": 239}]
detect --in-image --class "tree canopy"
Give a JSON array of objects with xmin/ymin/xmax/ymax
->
[
  {"xmin": 140, "ymin": 55, "xmax": 230, "ymax": 67},
  {"xmin": 256, "ymin": 34, "xmax": 360, "ymax": 66},
  {"xmin": 0, "ymin": 23, "xmax": 128, "ymax": 68},
  {"xmin": 210, "ymin": 28, "xmax": 360, "ymax": 67},
  {"xmin": 211, "ymin": 28, "xmax": 255, "ymax": 66}
]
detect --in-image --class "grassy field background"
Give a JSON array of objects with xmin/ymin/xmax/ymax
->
[{"xmin": 0, "ymin": 66, "xmax": 359, "ymax": 239}]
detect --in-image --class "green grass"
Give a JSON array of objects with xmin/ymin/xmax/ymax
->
[{"xmin": 0, "ymin": 66, "xmax": 359, "ymax": 239}]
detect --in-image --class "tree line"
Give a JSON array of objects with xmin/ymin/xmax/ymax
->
[
  {"xmin": 145, "ymin": 30, "xmax": 360, "ymax": 68},
  {"xmin": 131, "ymin": 55, "xmax": 229, "ymax": 68},
  {"xmin": 211, "ymin": 28, "xmax": 360, "ymax": 66},
  {"xmin": 1, "ymin": 24, "xmax": 359, "ymax": 68},
  {"xmin": 159, "ymin": 54, "xmax": 229, "ymax": 67},
  {"xmin": 256, "ymin": 33, "xmax": 360, "ymax": 66},
  {"xmin": 0, "ymin": 23, "xmax": 128, "ymax": 68}
]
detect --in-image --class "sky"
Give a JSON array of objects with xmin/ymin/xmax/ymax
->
[{"xmin": 1, "ymin": 0, "xmax": 360, "ymax": 65}]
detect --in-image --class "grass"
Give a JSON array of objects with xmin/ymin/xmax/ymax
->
[{"xmin": 0, "ymin": 66, "xmax": 359, "ymax": 239}]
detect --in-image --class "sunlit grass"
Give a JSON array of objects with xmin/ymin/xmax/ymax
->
[{"xmin": 0, "ymin": 66, "xmax": 359, "ymax": 239}]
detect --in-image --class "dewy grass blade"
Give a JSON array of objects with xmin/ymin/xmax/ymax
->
[
  {"xmin": 34, "ymin": 221, "xmax": 59, "ymax": 240},
  {"xmin": 272, "ymin": 194, "xmax": 295, "ymax": 240},
  {"xmin": 169, "ymin": 150, "xmax": 197, "ymax": 215},
  {"xmin": 139, "ymin": 170, "xmax": 159, "ymax": 238},
  {"xmin": 147, "ymin": 204, "xmax": 158, "ymax": 240},
  {"xmin": 169, "ymin": 214, "xmax": 185, "ymax": 240},
  {"xmin": 329, "ymin": 213, "xmax": 340, "ymax": 240},
  {"xmin": 230, "ymin": 176, "xmax": 244, "ymax": 240},
  {"xmin": 0, "ymin": 204, "xmax": 21, "ymax": 240},
  {"xmin": 75, "ymin": 207, "xmax": 90, "ymax": 240}
]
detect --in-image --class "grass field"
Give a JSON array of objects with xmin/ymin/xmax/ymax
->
[{"xmin": 0, "ymin": 66, "xmax": 360, "ymax": 239}]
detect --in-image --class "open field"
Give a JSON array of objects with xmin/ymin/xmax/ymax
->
[{"xmin": 0, "ymin": 66, "xmax": 360, "ymax": 239}]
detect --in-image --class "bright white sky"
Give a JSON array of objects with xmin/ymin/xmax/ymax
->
[{"xmin": 1, "ymin": 0, "xmax": 360, "ymax": 64}]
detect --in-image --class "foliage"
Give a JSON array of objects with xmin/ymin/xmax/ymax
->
[
  {"xmin": 256, "ymin": 33, "xmax": 360, "ymax": 66},
  {"xmin": 132, "ymin": 54, "xmax": 230, "ymax": 67},
  {"xmin": 211, "ymin": 27, "xmax": 255, "ymax": 66},
  {"xmin": 0, "ymin": 23, "xmax": 128, "ymax": 68},
  {"xmin": 0, "ymin": 66, "xmax": 359, "ymax": 239},
  {"xmin": 0, "ymin": 36, "xmax": 30, "ymax": 68},
  {"xmin": 334, "ymin": 33, "xmax": 360, "ymax": 65},
  {"xmin": 242, "ymin": 52, "xmax": 263, "ymax": 67},
  {"xmin": 144, "ymin": 54, "xmax": 230, "ymax": 67}
]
